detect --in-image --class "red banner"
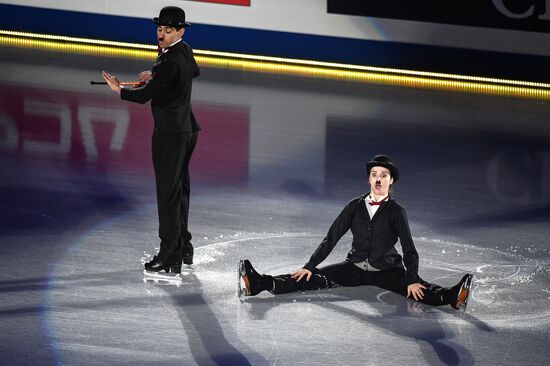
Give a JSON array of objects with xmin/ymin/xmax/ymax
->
[
  {"xmin": 191, "ymin": 0, "xmax": 250, "ymax": 6},
  {"xmin": 0, "ymin": 84, "xmax": 250, "ymax": 183}
]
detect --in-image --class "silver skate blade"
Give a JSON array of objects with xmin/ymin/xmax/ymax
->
[
  {"xmin": 237, "ymin": 260, "xmax": 245, "ymax": 301},
  {"xmin": 143, "ymin": 270, "xmax": 183, "ymax": 286},
  {"xmin": 458, "ymin": 274, "xmax": 474, "ymax": 313},
  {"xmin": 464, "ymin": 274, "xmax": 473, "ymax": 291}
]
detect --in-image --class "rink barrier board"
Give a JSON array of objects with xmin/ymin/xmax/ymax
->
[{"xmin": 1, "ymin": 3, "xmax": 550, "ymax": 83}]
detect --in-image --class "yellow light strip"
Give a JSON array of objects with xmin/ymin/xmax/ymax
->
[
  {"xmin": 195, "ymin": 49, "xmax": 550, "ymax": 89},
  {"xmin": 0, "ymin": 29, "xmax": 156, "ymax": 50},
  {"xmin": 196, "ymin": 56, "xmax": 550, "ymax": 99},
  {"xmin": 1, "ymin": 29, "xmax": 550, "ymax": 99},
  {"xmin": 0, "ymin": 35, "xmax": 155, "ymax": 60}
]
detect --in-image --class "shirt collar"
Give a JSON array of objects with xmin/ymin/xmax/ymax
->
[{"xmin": 161, "ymin": 39, "xmax": 182, "ymax": 53}]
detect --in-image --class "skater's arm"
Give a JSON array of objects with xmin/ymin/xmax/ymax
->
[
  {"xmin": 182, "ymin": 42, "xmax": 200, "ymax": 78},
  {"xmin": 120, "ymin": 60, "xmax": 178, "ymax": 104},
  {"xmin": 395, "ymin": 206, "xmax": 419, "ymax": 286},
  {"xmin": 303, "ymin": 201, "xmax": 354, "ymax": 271},
  {"xmin": 191, "ymin": 48, "xmax": 200, "ymax": 78}
]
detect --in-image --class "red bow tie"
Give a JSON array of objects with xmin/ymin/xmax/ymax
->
[{"xmin": 368, "ymin": 195, "xmax": 389, "ymax": 206}]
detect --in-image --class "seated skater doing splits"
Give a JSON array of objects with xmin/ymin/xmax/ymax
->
[{"xmin": 240, "ymin": 155, "xmax": 473, "ymax": 310}]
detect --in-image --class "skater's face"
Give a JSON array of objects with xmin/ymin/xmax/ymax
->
[
  {"xmin": 369, "ymin": 166, "xmax": 393, "ymax": 197},
  {"xmin": 157, "ymin": 25, "xmax": 184, "ymax": 48}
]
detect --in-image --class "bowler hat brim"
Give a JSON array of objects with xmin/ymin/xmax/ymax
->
[{"xmin": 153, "ymin": 18, "xmax": 191, "ymax": 27}]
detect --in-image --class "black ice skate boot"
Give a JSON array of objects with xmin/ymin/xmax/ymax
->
[
  {"xmin": 447, "ymin": 274, "xmax": 474, "ymax": 310},
  {"xmin": 239, "ymin": 260, "xmax": 273, "ymax": 296},
  {"xmin": 145, "ymin": 256, "xmax": 182, "ymax": 274},
  {"xmin": 182, "ymin": 248, "xmax": 193, "ymax": 265}
]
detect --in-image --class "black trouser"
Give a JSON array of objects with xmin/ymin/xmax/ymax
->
[
  {"xmin": 152, "ymin": 130, "xmax": 198, "ymax": 263},
  {"xmin": 271, "ymin": 261, "xmax": 450, "ymax": 306}
]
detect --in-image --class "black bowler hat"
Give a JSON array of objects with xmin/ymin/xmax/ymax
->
[
  {"xmin": 366, "ymin": 155, "xmax": 399, "ymax": 182},
  {"xmin": 153, "ymin": 6, "xmax": 190, "ymax": 28}
]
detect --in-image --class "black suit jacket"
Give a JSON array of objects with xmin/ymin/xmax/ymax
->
[
  {"xmin": 303, "ymin": 194, "xmax": 420, "ymax": 285},
  {"xmin": 121, "ymin": 41, "xmax": 201, "ymax": 133}
]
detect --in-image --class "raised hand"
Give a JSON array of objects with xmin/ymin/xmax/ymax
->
[{"xmin": 101, "ymin": 71, "xmax": 121, "ymax": 94}]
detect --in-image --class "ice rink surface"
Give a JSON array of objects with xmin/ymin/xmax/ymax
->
[{"xmin": 1, "ymin": 45, "xmax": 549, "ymax": 365}]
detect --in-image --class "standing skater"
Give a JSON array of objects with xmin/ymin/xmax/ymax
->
[
  {"xmin": 239, "ymin": 155, "xmax": 473, "ymax": 310},
  {"xmin": 102, "ymin": 6, "xmax": 200, "ymax": 273}
]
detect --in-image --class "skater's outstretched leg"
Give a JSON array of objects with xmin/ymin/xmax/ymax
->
[
  {"xmin": 370, "ymin": 268, "xmax": 474, "ymax": 310},
  {"xmin": 270, "ymin": 261, "xmax": 355, "ymax": 294},
  {"xmin": 414, "ymin": 273, "xmax": 474, "ymax": 309},
  {"xmin": 271, "ymin": 272, "xmax": 333, "ymax": 294},
  {"xmin": 239, "ymin": 260, "xmax": 339, "ymax": 296}
]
